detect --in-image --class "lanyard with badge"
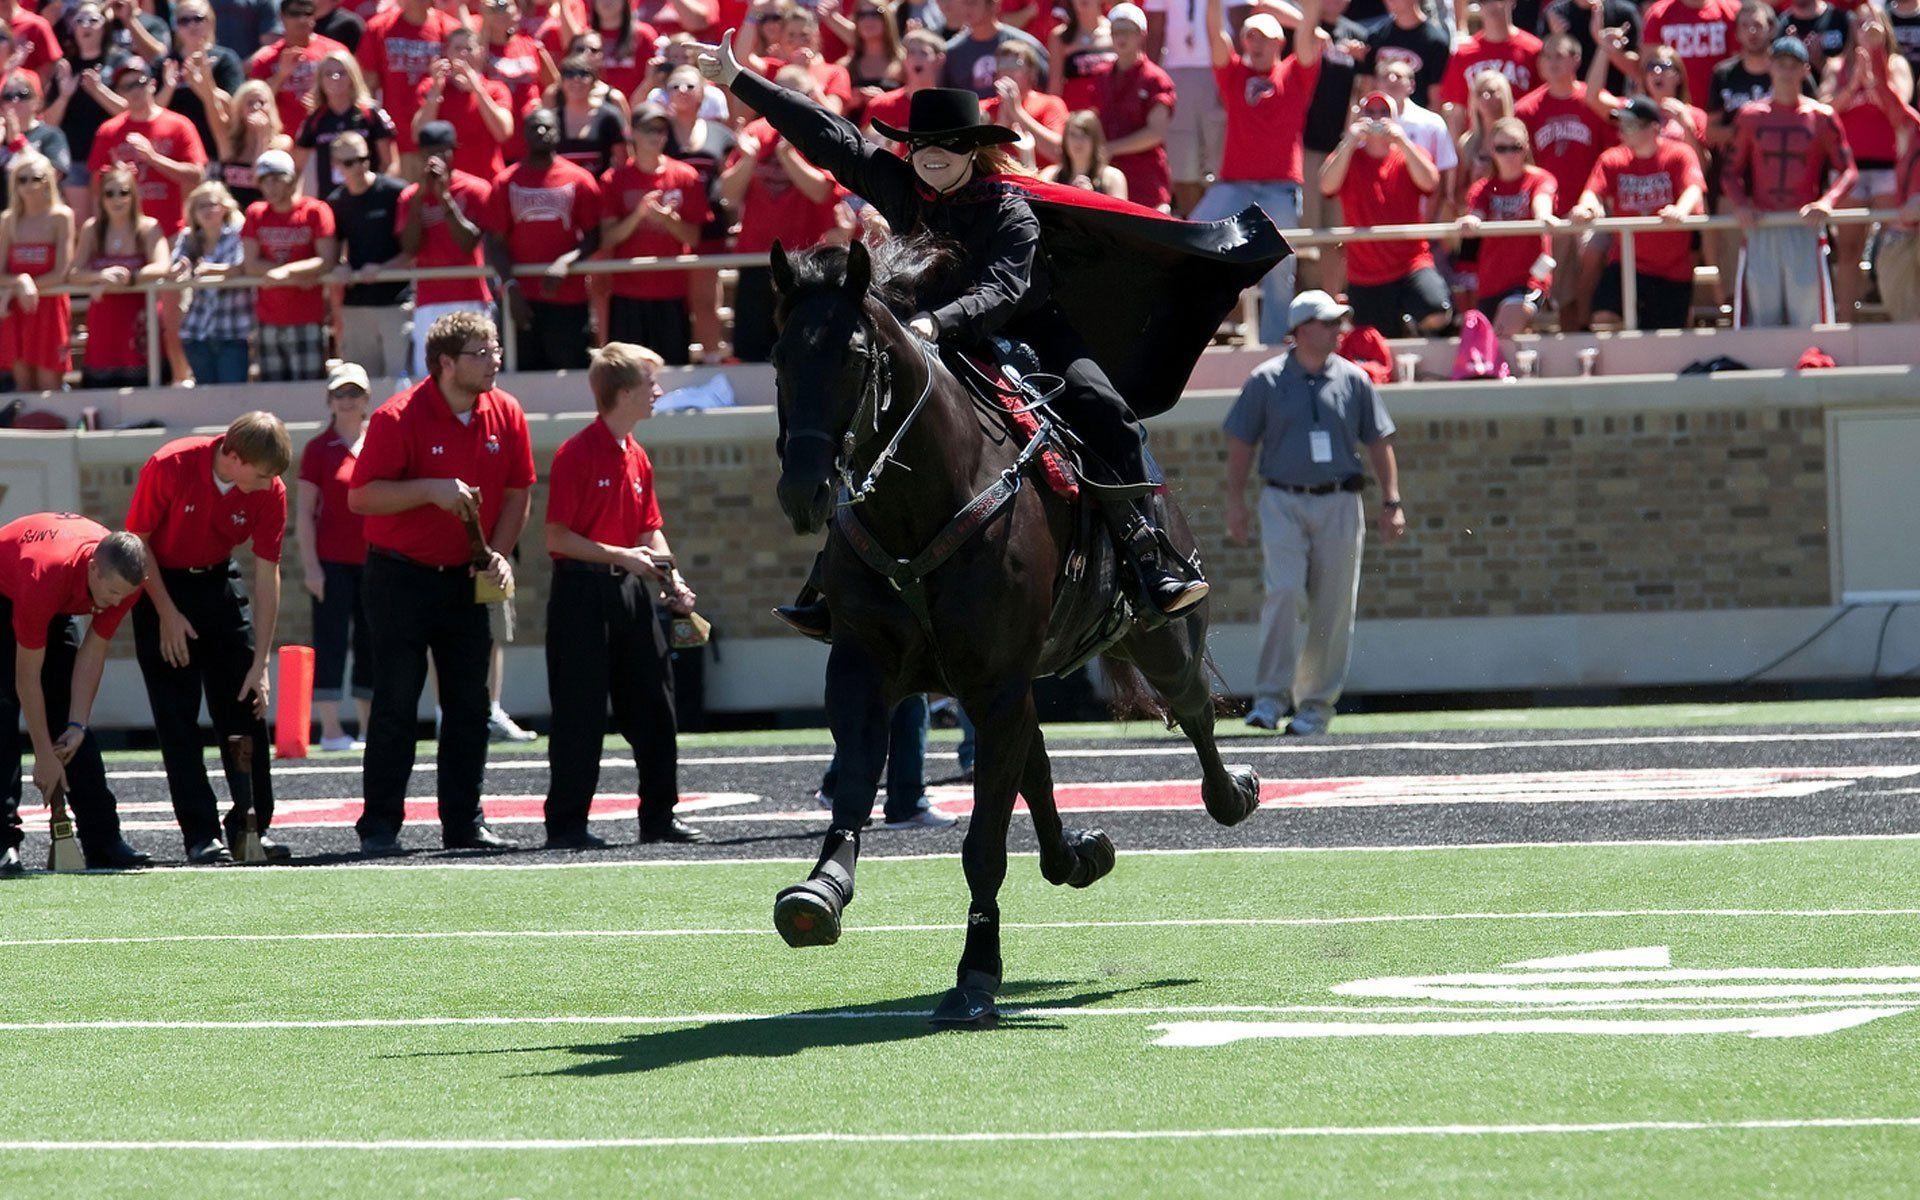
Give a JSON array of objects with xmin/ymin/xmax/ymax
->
[{"xmin": 1307, "ymin": 373, "xmax": 1334, "ymax": 465}]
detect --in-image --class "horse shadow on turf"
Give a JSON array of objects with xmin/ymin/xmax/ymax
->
[{"xmin": 389, "ymin": 978, "xmax": 1195, "ymax": 1078}]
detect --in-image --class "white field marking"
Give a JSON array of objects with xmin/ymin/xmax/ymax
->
[
  {"xmin": 13, "ymin": 793, "xmax": 765, "ymax": 831},
  {"xmin": 6, "ymin": 908, "xmax": 1920, "ymax": 950},
  {"xmin": 7, "ymin": 1001, "xmax": 1920, "ymax": 1034},
  {"xmin": 95, "ymin": 725, "xmax": 1920, "ymax": 781},
  {"xmin": 1150, "ymin": 1008, "xmax": 1910, "ymax": 1045},
  {"xmin": 1513, "ymin": 947, "xmax": 1672, "ymax": 970},
  {"xmin": 7, "ymin": 1117, "xmax": 1920, "ymax": 1151},
  {"xmin": 1335, "ymin": 959, "xmax": 1920, "ymax": 1006}
]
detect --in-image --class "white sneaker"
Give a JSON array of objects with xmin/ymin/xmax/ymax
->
[
  {"xmin": 488, "ymin": 707, "xmax": 538, "ymax": 743},
  {"xmin": 319, "ymin": 735, "xmax": 364, "ymax": 753},
  {"xmin": 883, "ymin": 807, "xmax": 958, "ymax": 831}
]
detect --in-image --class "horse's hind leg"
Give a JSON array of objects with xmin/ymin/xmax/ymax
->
[
  {"xmin": 1115, "ymin": 612, "xmax": 1261, "ymax": 827},
  {"xmin": 774, "ymin": 641, "xmax": 888, "ymax": 949},
  {"xmin": 1023, "ymin": 723, "xmax": 1114, "ymax": 889}
]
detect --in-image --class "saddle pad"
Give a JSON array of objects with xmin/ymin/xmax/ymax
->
[{"xmin": 959, "ymin": 352, "xmax": 1080, "ymax": 502}]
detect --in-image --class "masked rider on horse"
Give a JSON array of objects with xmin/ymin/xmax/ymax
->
[{"xmin": 694, "ymin": 35, "xmax": 1210, "ymax": 635}]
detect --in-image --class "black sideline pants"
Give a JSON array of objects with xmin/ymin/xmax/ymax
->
[
  {"xmin": 544, "ymin": 565, "xmax": 679, "ymax": 836},
  {"xmin": 311, "ymin": 560, "xmax": 373, "ymax": 703},
  {"xmin": 131, "ymin": 564, "xmax": 274, "ymax": 849},
  {"xmin": 357, "ymin": 551, "xmax": 492, "ymax": 840},
  {"xmin": 607, "ymin": 295, "xmax": 692, "ymax": 365},
  {"xmin": 521, "ymin": 300, "xmax": 591, "ymax": 371},
  {"xmin": 0, "ymin": 601, "xmax": 124, "ymax": 859}
]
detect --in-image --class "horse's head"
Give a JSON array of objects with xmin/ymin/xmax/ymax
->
[{"xmin": 769, "ymin": 237, "xmax": 882, "ymax": 536}]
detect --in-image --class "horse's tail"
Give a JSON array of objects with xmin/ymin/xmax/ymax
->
[{"xmin": 1100, "ymin": 646, "xmax": 1236, "ymax": 727}]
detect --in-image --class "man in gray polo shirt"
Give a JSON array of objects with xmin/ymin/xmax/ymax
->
[{"xmin": 1223, "ymin": 290, "xmax": 1406, "ymax": 735}]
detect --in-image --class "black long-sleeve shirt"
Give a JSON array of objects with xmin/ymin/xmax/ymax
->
[{"xmin": 731, "ymin": 69, "xmax": 1050, "ymax": 343}]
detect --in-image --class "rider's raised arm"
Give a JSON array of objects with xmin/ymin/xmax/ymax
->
[
  {"xmin": 728, "ymin": 68, "xmax": 917, "ymax": 223},
  {"xmin": 926, "ymin": 197, "xmax": 1041, "ymax": 342}
]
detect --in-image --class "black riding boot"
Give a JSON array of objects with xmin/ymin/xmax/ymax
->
[
  {"xmin": 773, "ymin": 550, "xmax": 832, "ymax": 643},
  {"xmin": 1094, "ymin": 493, "xmax": 1209, "ymax": 617}
]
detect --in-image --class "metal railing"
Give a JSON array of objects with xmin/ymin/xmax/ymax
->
[{"xmin": 17, "ymin": 207, "xmax": 1903, "ymax": 388}]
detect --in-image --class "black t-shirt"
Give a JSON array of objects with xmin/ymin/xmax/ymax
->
[
  {"xmin": 557, "ymin": 103, "xmax": 626, "ymax": 175},
  {"xmin": 314, "ymin": 7, "xmax": 364, "ymax": 52},
  {"xmin": 1299, "ymin": 15, "xmax": 1371, "ymax": 153},
  {"xmin": 1705, "ymin": 54, "xmax": 1815, "ymax": 124},
  {"xmin": 1775, "ymin": 5, "xmax": 1851, "ymax": 70},
  {"xmin": 327, "ymin": 174, "xmax": 408, "ymax": 306},
  {"xmin": 1537, "ymin": 0, "xmax": 1640, "ymax": 95},
  {"xmin": 1364, "ymin": 16, "xmax": 1451, "ymax": 99},
  {"xmin": 665, "ymin": 118, "xmax": 737, "ymax": 242},
  {"xmin": 295, "ymin": 103, "xmax": 398, "ymax": 194},
  {"xmin": 57, "ymin": 50, "xmax": 129, "ymax": 163},
  {"xmin": 166, "ymin": 45, "xmax": 247, "ymax": 159}
]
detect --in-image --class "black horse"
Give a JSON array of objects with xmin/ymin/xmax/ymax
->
[{"xmin": 767, "ymin": 235, "xmax": 1261, "ymax": 1028}]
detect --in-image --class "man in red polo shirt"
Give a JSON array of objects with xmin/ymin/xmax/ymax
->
[
  {"xmin": 348, "ymin": 310, "xmax": 536, "ymax": 857},
  {"xmin": 125, "ymin": 413, "xmax": 291, "ymax": 865},
  {"xmin": 542, "ymin": 342, "xmax": 706, "ymax": 850},
  {"xmin": 248, "ymin": 0, "xmax": 349, "ymax": 135},
  {"xmin": 0, "ymin": 515, "xmax": 148, "ymax": 874},
  {"xmin": 88, "ymin": 57, "xmax": 208, "ymax": 236},
  {"xmin": 244, "ymin": 148, "xmax": 338, "ymax": 381},
  {"xmin": 485, "ymin": 106, "xmax": 603, "ymax": 371},
  {"xmin": 601, "ymin": 103, "xmax": 708, "ymax": 364},
  {"xmin": 1319, "ymin": 90, "xmax": 1451, "ymax": 336},
  {"xmin": 356, "ymin": 0, "xmax": 464, "ymax": 175},
  {"xmin": 399, "ymin": 120, "xmax": 493, "ymax": 378}
]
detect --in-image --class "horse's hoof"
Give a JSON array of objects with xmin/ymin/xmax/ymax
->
[
  {"xmin": 1206, "ymin": 766, "xmax": 1262, "ymax": 828},
  {"xmin": 1064, "ymin": 828, "xmax": 1116, "ymax": 888},
  {"xmin": 929, "ymin": 974, "xmax": 1001, "ymax": 1030},
  {"xmin": 774, "ymin": 880, "xmax": 843, "ymax": 948}
]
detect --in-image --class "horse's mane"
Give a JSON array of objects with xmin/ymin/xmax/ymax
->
[{"xmin": 786, "ymin": 233, "xmax": 965, "ymax": 319}]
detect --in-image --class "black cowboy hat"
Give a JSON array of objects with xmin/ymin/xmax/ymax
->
[{"xmin": 870, "ymin": 87, "xmax": 1020, "ymax": 150}]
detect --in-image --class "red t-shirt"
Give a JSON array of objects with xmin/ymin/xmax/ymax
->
[
  {"xmin": 298, "ymin": 426, "xmax": 368, "ymax": 565},
  {"xmin": 545, "ymin": 418, "xmax": 663, "ymax": 556},
  {"xmin": 398, "ymin": 169, "xmax": 492, "ymax": 306},
  {"xmin": 357, "ymin": 7, "xmax": 465, "ymax": 152},
  {"xmin": 1214, "ymin": 53, "xmax": 1316, "ymax": 184},
  {"xmin": 417, "ymin": 73, "xmax": 514, "ymax": 179},
  {"xmin": 1017, "ymin": 90, "xmax": 1069, "ymax": 168},
  {"xmin": 485, "ymin": 33, "xmax": 546, "ymax": 160},
  {"xmin": 1584, "ymin": 139, "xmax": 1707, "ymax": 280},
  {"xmin": 88, "ymin": 110, "xmax": 208, "ymax": 236},
  {"xmin": 730, "ymin": 118, "xmax": 843, "ymax": 253},
  {"xmin": 243, "ymin": 196, "xmax": 336, "ymax": 326},
  {"xmin": 1839, "ymin": 87, "xmax": 1898, "ymax": 167},
  {"xmin": 248, "ymin": 36, "xmax": 350, "ymax": 134},
  {"xmin": 125, "ymin": 435, "xmax": 288, "ymax": 570},
  {"xmin": 601, "ymin": 157, "xmax": 709, "ymax": 300},
  {"xmin": 1335, "ymin": 146, "xmax": 1435, "ymax": 286},
  {"xmin": 1514, "ymin": 84, "xmax": 1617, "ymax": 217},
  {"xmin": 1641, "ymin": 0, "xmax": 1741, "ymax": 109},
  {"xmin": 1724, "ymin": 97, "xmax": 1855, "ymax": 211},
  {"xmin": 862, "ymin": 85, "xmax": 917, "ymax": 154},
  {"xmin": 1440, "ymin": 31, "xmax": 1542, "ymax": 109},
  {"xmin": 596, "ymin": 22, "xmax": 662, "ymax": 99},
  {"xmin": 1466, "ymin": 165, "xmax": 1556, "ymax": 297},
  {"xmin": 635, "ymin": 0, "xmax": 708, "ymax": 38},
  {"xmin": 1091, "ymin": 57, "xmax": 1176, "ymax": 209},
  {"xmin": 0, "ymin": 514, "xmax": 140, "ymax": 648},
  {"xmin": 8, "ymin": 10, "xmax": 59, "ymax": 73},
  {"xmin": 483, "ymin": 157, "xmax": 603, "ymax": 305},
  {"xmin": 348, "ymin": 377, "xmax": 537, "ymax": 567}
]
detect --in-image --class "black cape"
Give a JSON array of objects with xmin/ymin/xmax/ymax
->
[{"xmin": 989, "ymin": 176, "xmax": 1291, "ymax": 418}]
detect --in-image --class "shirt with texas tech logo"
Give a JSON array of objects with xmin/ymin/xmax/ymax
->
[
  {"xmin": 1723, "ymin": 97, "xmax": 1856, "ymax": 212},
  {"xmin": 125, "ymin": 436, "xmax": 287, "ymax": 570}
]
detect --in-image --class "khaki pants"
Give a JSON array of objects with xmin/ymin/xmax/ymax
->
[
  {"xmin": 338, "ymin": 305, "xmax": 412, "ymax": 379},
  {"xmin": 1878, "ymin": 229, "xmax": 1920, "ymax": 323},
  {"xmin": 1255, "ymin": 487, "xmax": 1366, "ymax": 715},
  {"xmin": 1166, "ymin": 65, "xmax": 1224, "ymax": 185},
  {"xmin": 1300, "ymin": 148, "xmax": 1344, "ymax": 293}
]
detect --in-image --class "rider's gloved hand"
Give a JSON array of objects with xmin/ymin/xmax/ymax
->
[
  {"xmin": 908, "ymin": 314, "xmax": 938, "ymax": 342},
  {"xmin": 693, "ymin": 31, "xmax": 744, "ymax": 87}
]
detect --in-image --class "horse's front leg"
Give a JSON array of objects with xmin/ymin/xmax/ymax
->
[
  {"xmin": 930, "ymin": 681, "xmax": 1035, "ymax": 1030},
  {"xmin": 1022, "ymin": 722, "xmax": 1114, "ymax": 889},
  {"xmin": 774, "ymin": 639, "xmax": 889, "ymax": 948}
]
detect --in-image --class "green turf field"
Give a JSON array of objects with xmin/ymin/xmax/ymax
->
[{"xmin": 4, "ymin": 839, "xmax": 1920, "ymax": 1198}]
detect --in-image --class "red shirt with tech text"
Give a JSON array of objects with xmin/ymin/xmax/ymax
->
[
  {"xmin": 1439, "ymin": 30, "xmax": 1543, "ymax": 109},
  {"xmin": 1335, "ymin": 146, "xmax": 1436, "ymax": 286},
  {"xmin": 1514, "ymin": 84, "xmax": 1616, "ymax": 216},
  {"xmin": 298, "ymin": 426, "xmax": 368, "ymax": 565},
  {"xmin": 545, "ymin": 418, "xmax": 663, "ymax": 556},
  {"xmin": 356, "ymin": 6, "xmax": 465, "ymax": 152},
  {"xmin": 398, "ymin": 169, "xmax": 492, "ymax": 306},
  {"xmin": 601, "ymin": 156, "xmax": 709, "ymax": 300},
  {"xmin": 244, "ymin": 196, "xmax": 336, "ymax": 326},
  {"xmin": 484, "ymin": 157, "xmax": 603, "ymax": 305},
  {"xmin": 1724, "ymin": 97, "xmax": 1856, "ymax": 212},
  {"xmin": 125, "ymin": 436, "xmax": 288, "ymax": 569},
  {"xmin": 1584, "ymin": 139, "xmax": 1707, "ymax": 280},
  {"xmin": 1215, "ymin": 53, "xmax": 1317, "ymax": 183},
  {"xmin": 88, "ymin": 110, "xmax": 208, "ymax": 236},
  {"xmin": 0, "ymin": 514, "xmax": 141, "ymax": 649},
  {"xmin": 349, "ymin": 377, "xmax": 537, "ymax": 567},
  {"xmin": 1641, "ymin": 0, "xmax": 1741, "ymax": 110}
]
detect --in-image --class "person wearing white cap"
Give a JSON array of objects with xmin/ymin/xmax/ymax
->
[
  {"xmin": 1091, "ymin": 1, "xmax": 1177, "ymax": 211},
  {"xmin": 296, "ymin": 360, "xmax": 374, "ymax": 752},
  {"xmin": 1221, "ymin": 290, "xmax": 1405, "ymax": 736},
  {"xmin": 242, "ymin": 145, "xmax": 337, "ymax": 379},
  {"xmin": 1189, "ymin": 0, "xmax": 1322, "ymax": 344},
  {"xmin": 1139, "ymin": 0, "xmax": 1230, "ymax": 213}
]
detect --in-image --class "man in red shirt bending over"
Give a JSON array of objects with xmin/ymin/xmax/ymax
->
[
  {"xmin": 542, "ymin": 343, "xmax": 706, "ymax": 849},
  {"xmin": 348, "ymin": 311, "xmax": 535, "ymax": 858},
  {"xmin": 1724, "ymin": 35, "xmax": 1856, "ymax": 326},
  {"xmin": 126, "ymin": 413, "xmax": 292, "ymax": 865},
  {"xmin": 485, "ymin": 107, "xmax": 603, "ymax": 371},
  {"xmin": 0, "ymin": 516, "xmax": 149, "ymax": 874},
  {"xmin": 1319, "ymin": 89, "xmax": 1450, "ymax": 336},
  {"xmin": 600, "ymin": 102, "xmax": 708, "ymax": 364}
]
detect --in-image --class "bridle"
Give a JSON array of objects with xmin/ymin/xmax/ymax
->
[{"xmin": 780, "ymin": 311, "xmax": 939, "ymax": 507}]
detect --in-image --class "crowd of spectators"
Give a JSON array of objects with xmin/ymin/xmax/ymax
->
[{"xmin": 0, "ymin": 0, "xmax": 1914, "ymax": 389}]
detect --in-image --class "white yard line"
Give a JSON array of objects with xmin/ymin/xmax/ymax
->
[
  {"xmin": 3, "ymin": 1116, "xmax": 1919, "ymax": 1150},
  {"xmin": 5, "ymin": 907, "xmax": 1918, "ymax": 950}
]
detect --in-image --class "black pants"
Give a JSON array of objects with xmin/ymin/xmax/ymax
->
[
  {"xmin": 131, "ymin": 565, "xmax": 274, "ymax": 850},
  {"xmin": 311, "ymin": 560, "xmax": 372, "ymax": 703},
  {"xmin": 608, "ymin": 295, "xmax": 692, "ymax": 365},
  {"xmin": 358, "ymin": 551, "xmax": 492, "ymax": 840},
  {"xmin": 732, "ymin": 266, "xmax": 776, "ymax": 362},
  {"xmin": 521, "ymin": 300, "xmax": 592, "ymax": 371},
  {"xmin": 0, "ymin": 601, "xmax": 123, "ymax": 860},
  {"xmin": 1011, "ymin": 304, "xmax": 1152, "ymax": 490},
  {"xmin": 544, "ymin": 566, "xmax": 679, "ymax": 835}
]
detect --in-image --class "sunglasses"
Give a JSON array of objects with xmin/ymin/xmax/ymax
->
[
  {"xmin": 113, "ymin": 76, "xmax": 150, "ymax": 90},
  {"xmin": 176, "ymin": 11, "xmax": 208, "ymax": 22},
  {"xmin": 1648, "ymin": 62, "xmax": 1676, "ymax": 73},
  {"xmin": 458, "ymin": 345, "xmax": 503, "ymax": 360},
  {"xmin": 73, "ymin": 13, "xmax": 105, "ymax": 26},
  {"xmin": 667, "ymin": 79, "xmax": 699, "ymax": 91},
  {"xmin": 561, "ymin": 67, "xmax": 593, "ymax": 79},
  {"xmin": 17, "ymin": 171, "xmax": 47, "ymax": 183},
  {"xmin": 1491, "ymin": 142, "xmax": 1525, "ymax": 154},
  {"xmin": 103, "ymin": 187, "xmax": 133, "ymax": 197},
  {"xmin": 334, "ymin": 153, "xmax": 370, "ymax": 165},
  {"xmin": 0, "ymin": 89, "xmax": 31, "ymax": 101}
]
